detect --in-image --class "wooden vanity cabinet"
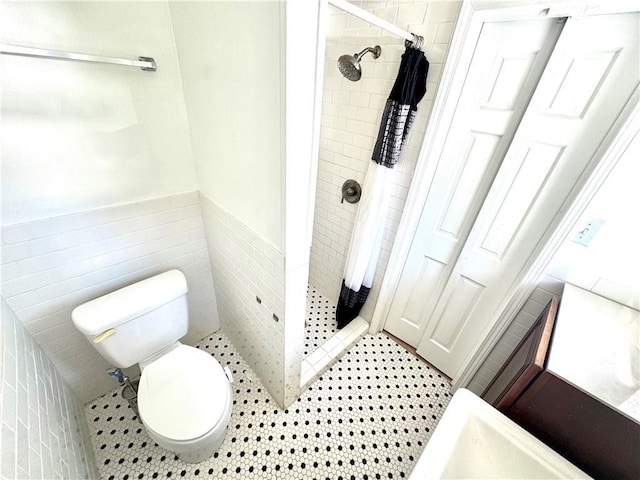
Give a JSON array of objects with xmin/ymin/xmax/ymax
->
[
  {"xmin": 482, "ymin": 297, "xmax": 558, "ymax": 409},
  {"xmin": 482, "ymin": 294, "xmax": 640, "ymax": 479}
]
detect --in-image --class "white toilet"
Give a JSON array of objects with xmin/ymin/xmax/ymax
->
[{"xmin": 71, "ymin": 269, "xmax": 232, "ymax": 463}]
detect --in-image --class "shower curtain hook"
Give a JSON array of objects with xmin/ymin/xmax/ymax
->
[{"xmin": 405, "ymin": 33, "xmax": 424, "ymax": 50}]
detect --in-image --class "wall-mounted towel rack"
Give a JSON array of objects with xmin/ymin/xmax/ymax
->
[
  {"xmin": 328, "ymin": 0, "xmax": 424, "ymax": 49},
  {"xmin": 0, "ymin": 44, "xmax": 156, "ymax": 71}
]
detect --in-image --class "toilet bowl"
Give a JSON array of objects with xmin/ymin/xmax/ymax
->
[
  {"xmin": 138, "ymin": 345, "xmax": 233, "ymax": 463},
  {"xmin": 71, "ymin": 269, "xmax": 233, "ymax": 463}
]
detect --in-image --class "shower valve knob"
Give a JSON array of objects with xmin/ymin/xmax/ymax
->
[{"xmin": 341, "ymin": 179, "xmax": 362, "ymax": 204}]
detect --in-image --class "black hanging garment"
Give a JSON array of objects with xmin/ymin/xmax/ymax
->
[{"xmin": 372, "ymin": 48, "xmax": 428, "ymax": 168}]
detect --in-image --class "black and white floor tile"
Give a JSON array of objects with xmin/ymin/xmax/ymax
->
[
  {"xmin": 304, "ymin": 285, "xmax": 338, "ymax": 358},
  {"xmin": 85, "ymin": 332, "xmax": 452, "ymax": 480}
]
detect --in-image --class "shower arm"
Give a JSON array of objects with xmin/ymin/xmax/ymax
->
[
  {"xmin": 328, "ymin": 0, "xmax": 424, "ymax": 50},
  {"xmin": 355, "ymin": 46, "xmax": 381, "ymax": 61}
]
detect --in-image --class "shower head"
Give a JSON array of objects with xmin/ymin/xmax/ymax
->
[{"xmin": 337, "ymin": 45, "xmax": 381, "ymax": 82}]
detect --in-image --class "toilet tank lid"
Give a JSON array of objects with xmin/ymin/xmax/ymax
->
[{"xmin": 71, "ymin": 270, "xmax": 188, "ymax": 335}]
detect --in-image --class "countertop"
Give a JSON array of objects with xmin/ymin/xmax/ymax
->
[{"xmin": 547, "ymin": 284, "xmax": 640, "ymax": 422}]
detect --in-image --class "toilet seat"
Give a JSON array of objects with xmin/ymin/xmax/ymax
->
[{"xmin": 137, "ymin": 345, "xmax": 230, "ymax": 442}]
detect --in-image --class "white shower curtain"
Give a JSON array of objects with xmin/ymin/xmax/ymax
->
[{"xmin": 343, "ymin": 162, "xmax": 392, "ymax": 292}]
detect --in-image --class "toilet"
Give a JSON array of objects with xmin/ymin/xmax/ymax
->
[{"xmin": 71, "ymin": 269, "xmax": 232, "ymax": 463}]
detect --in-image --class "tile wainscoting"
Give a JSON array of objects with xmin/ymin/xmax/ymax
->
[
  {"xmin": 1, "ymin": 300, "xmax": 97, "ymax": 479},
  {"xmin": 199, "ymin": 193, "xmax": 294, "ymax": 408},
  {"xmin": 1, "ymin": 192, "xmax": 219, "ymax": 402}
]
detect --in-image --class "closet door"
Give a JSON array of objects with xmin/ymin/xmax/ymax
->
[
  {"xmin": 383, "ymin": 18, "xmax": 564, "ymax": 345},
  {"xmin": 415, "ymin": 12, "xmax": 639, "ymax": 378}
]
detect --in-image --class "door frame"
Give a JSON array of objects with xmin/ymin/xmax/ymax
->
[{"xmin": 369, "ymin": 0, "xmax": 640, "ymax": 389}]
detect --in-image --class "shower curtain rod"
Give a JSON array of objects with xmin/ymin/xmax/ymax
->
[
  {"xmin": 327, "ymin": 0, "xmax": 424, "ymax": 48},
  {"xmin": 0, "ymin": 44, "xmax": 157, "ymax": 71}
]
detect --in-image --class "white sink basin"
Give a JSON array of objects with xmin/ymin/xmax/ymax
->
[{"xmin": 410, "ymin": 389, "xmax": 591, "ymax": 479}]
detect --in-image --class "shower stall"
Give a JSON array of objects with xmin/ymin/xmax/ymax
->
[{"xmin": 300, "ymin": 0, "xmax": 451, "ymax": 385}]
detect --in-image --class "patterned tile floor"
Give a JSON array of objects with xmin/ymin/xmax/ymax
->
[
  {"xmin": 304, "ymin": 285, "xmax": 338, "ymax": 358},
  {"xmin": 85, "ymin": 332, "xmax": 451, "ymax": 480}
]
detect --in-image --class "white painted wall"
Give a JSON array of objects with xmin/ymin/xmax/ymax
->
[
  {"xmin": 0, "ymin": 1, "xmax": 197, "ymax": 226},
  {"xmin": 169, "ymin": 1, "xmax": 295, "ymax": 405},
  {"xmin": 0, "ymin": 1, "xmax": 221, "ymax": 402},
  {"xmin": 169, "ymin": 1, "xmax": 284, "ymax": 251},
  {"xmin": 543, "ymin": 129, "xmax": 640, "ymax": 310},
  {"xmin": 1, "ymin": 0, "xmax": 290, "ymax": 406}
]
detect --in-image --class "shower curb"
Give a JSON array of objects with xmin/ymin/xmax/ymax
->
[{"xmin": 299, "ymin": 317, "xmax": 369, "ymax": 390}]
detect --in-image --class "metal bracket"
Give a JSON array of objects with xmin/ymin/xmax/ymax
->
[{"xmin": 138, "ymin": 56, "xmax": 157, "ymax": 71}]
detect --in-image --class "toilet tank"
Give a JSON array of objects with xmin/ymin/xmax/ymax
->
[{"xmin": 71, "ymin": 270, "xmax": 189, "ymax": 368}]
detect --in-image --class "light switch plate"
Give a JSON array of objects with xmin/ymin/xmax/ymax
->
[{"xmin": 571, "ymin": 218, "xmax": 605, "ymax": 246}]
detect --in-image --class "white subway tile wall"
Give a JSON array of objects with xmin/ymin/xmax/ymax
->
[
  {"xmin": 199, "ymin": 193, "xmax": 287, "ymax": 406},
  {"xmin": 0, "ymin": 192, "xmax": 219, "ymax": 402},
  {"xmin": 308, "ymin": 0, "xmax": 462, "ymax": 322},
  {"xmin": 1, "ymin": 299, "xmax": 97, "ymax": 480}
]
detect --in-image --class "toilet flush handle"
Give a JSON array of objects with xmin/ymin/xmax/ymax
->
[{"xmin": 93, "ymin": 328, "xmax": 117, "ymax": 344}]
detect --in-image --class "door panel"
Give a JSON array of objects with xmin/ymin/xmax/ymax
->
[
  {"xmin": 543, "ymin": 50, "xmax": 621, "ymax": 119},
  {"xmin": 400, "ymin": 257, "xmax": 445, "ymax": 331},
  {"xmin": 429, "ymin": 274, "xmax": 484, "ymax": 350},
  {"xmin": 384, "ymin": 18, "xmax": 564, "ymax": 345},
  {"xmin": 481, "ymin": 52, "xmax": 541, "ymax": 111},
  {"xmin": 474, "ymin": 141, "xmax": 564, "ymax": 264},
  {"xmin": 416, "ymin": 12, "xmax": 639, "ymax": 377},
  {"xmin": 437, "ymin": 132, "xmax": 501, "ymax": 239}
]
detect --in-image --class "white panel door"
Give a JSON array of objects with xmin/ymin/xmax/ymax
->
[
  {"xmin": 416, "ymin": 12, "xmax": 639, "ymax": 377},
  {"xmin": 384, "ymin": 18, "xmax": 564, "ymax": 345}
]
